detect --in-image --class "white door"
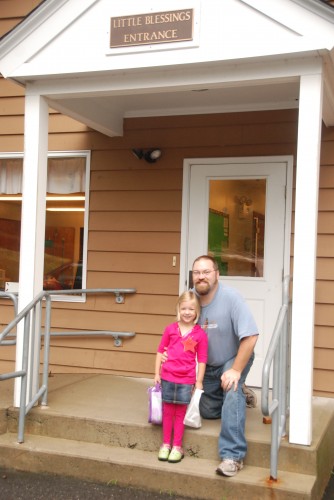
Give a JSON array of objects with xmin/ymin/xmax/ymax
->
[{"xmin": 181, "ymin": 156, "xmax": 292, "ymax": 387}]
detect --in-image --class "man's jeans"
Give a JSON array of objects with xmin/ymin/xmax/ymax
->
[{"xmin": 199, "ymin": 354, "xmax": 254, "ymax": 461}]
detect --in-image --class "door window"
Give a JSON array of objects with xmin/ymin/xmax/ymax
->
[{"xmin": 208, "ymin": 179, "xmax": 266, "ymax": 277}]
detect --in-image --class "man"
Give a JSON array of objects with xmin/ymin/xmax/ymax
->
[{"xmin": 192, "ymin": 255, "xmax": 258, "ymax": 477}]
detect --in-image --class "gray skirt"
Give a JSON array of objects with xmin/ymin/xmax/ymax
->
[{"xmin": 161, "ymin": 379, "xmax": 193, "ymax": 404}]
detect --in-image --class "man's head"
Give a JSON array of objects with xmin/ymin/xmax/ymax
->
[{"xmin": 192, "ymin": 255, "xmax": 219, "ymax": 298}]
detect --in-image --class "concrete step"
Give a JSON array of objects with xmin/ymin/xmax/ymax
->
[
  {"xmin": 0, "ymin": 432, "xmax": 316, "ymax": 500},
  {"xmin": 4, "ymin": 403, "xmax": 326, "ymax": 477},
  {"xmin": 1, "ymin": 375, "xmax": 333, "ymax": 499},
  {"xmin": 0, "ymin": 408, "xmax": 6, "ymax": 434}
]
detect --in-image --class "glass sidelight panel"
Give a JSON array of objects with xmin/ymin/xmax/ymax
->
[{"xmin": 208, "ymin": 179, "xmax": 266, "ymax": 277}]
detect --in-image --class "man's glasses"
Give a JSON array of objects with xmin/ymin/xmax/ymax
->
[{"xmin": 192, "ymin": 269, "xmax": 215, "ymax": 277}]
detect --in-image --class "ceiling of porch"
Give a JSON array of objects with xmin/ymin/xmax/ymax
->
[{"xmin": 47, "ymin": 79, "xmax": 301, "ymax": 137}]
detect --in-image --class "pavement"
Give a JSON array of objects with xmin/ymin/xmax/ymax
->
[{"xmin": 0, "ymin": 467, "xmax": 192, "ymax": 500}]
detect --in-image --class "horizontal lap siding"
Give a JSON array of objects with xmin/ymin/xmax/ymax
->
[
  {"xmin": 0, "ymin": 0, "xmax": 42, "ymax": 38},
  {"xmin": 314, "ymin": 126, "xmax": 334, "ymax": 396}
]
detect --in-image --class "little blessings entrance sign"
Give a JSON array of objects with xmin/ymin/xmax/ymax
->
[{"xmin": 110, "ymin": 9, "xmax": 194, "ymax": 48}]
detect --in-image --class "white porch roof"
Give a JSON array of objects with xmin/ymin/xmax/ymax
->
[{"xmin": 1, "ymin": 0, "xmax": 334, "ymax": 136}]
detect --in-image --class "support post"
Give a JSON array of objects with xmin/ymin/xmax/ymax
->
[
  {"xmin": 14, "ymin": 94, "xmax": 48, "ymax": 407},
  {"xmin": 289, "ymin": 72, "xmax": 323, "ymax": 445}
]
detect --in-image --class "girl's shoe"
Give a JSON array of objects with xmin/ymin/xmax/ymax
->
[
  {"xmin": 168, "ymin": 446, "xmax": 184, "ymax": 463},
  {"xmin": 158, "ymin": 445, "xmax": 171, "ymax": 461}
]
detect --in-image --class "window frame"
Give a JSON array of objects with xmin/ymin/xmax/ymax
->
[{"xmin": 0, "ymin": 150, "xmax": 91, "ymax": 303}]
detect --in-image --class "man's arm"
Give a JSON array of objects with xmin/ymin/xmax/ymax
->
[{"xmin": 221, "ymin": 335, "xmax": 258, "ymax": 392}]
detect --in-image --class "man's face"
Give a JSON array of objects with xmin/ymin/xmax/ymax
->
[{"xmin": 192, "ymin": 258, "xmax": 219, "ymax": 296}]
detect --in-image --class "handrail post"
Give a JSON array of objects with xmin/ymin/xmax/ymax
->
[
  {"xmin": 261, "ymin": 275, "xmax": 291, "ymax": 481},
  {"xmin": 41, "ymin": 295, "xmax": 52, "ymax": 406},
  {"xmin": 17, "ymin": 313, "xmax": 31, "ymax": 443}
]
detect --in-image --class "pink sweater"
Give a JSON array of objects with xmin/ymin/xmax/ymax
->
[{"xmin": 157, "ymin": 322, "xmax": 208, "ymax": 384}]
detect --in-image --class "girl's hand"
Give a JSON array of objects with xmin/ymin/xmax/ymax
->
[
  {"xmin": 195, "ymin": 380, "xmax": 203, "ymax": 391},
  {"xmin": 154, "ymin": 374, "xmax": 161, "ymax": 385}
]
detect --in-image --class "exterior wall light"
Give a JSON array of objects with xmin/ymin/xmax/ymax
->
[{"xmin": 132, "ymin": 148, "xmax": 162, "ymax": 163}]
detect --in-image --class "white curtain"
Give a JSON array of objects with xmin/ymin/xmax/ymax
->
[
  {"xmin": 0, "ymin": 157, "xmax": 86, "ymax": 194},
  {"xmin": 0, "ymin": 159, "xmax": 23, "ymax": 194}
]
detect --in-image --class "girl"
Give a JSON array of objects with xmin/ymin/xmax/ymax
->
[{"xmin": 154, "ymin": 291, "xmax": 208, "ymax": 463}]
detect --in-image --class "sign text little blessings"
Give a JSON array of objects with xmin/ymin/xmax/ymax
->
[{"xmin": 110, "ymin": 10, "xmax": 193, "ymax": 48}]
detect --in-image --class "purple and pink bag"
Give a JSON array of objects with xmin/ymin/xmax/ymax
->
[{"xmin": 148, "ymin": 383, "xmax": 162, "ymax": 425}]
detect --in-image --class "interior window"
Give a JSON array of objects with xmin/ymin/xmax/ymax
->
[{"xmin": 0, "ymin": 152, "xmax": 89, "ymax": 296}]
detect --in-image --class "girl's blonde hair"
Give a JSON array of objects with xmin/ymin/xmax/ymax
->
[{"xmin": 176, "ymin": 291, "xmax": 200, "ymax": 323}]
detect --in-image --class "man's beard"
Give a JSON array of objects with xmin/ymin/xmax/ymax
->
[{"xmin": 194, "ymin": 281, "xmax": 211, "ymax": 295}]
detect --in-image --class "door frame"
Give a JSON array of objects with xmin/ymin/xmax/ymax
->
[{"xmin": 179, "ymin": 156, "xmax": 293, "ymax": 384}]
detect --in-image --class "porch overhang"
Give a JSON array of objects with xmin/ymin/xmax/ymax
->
[{"xmin": 7, "ymin": 51, "xmax": 333, "ymax": 138}]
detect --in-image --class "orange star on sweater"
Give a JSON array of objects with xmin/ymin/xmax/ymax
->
[{"xmin": 181, "ymin": 336, "xmax": 198, "ymax": 353}]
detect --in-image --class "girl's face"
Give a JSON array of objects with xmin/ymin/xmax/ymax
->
[{"xmin": 179, "ymin": 300, "xmax": 197, "ymax": 325}]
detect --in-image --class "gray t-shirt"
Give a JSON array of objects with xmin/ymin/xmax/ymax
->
[{"xmin": 197, "ymin": 283, "xmax": 258, "ymax": 366}]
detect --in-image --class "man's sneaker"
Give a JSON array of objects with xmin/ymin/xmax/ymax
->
[
  {"xmin": 216, "ymin": 459, "xmax": 243, "ymax": 477},
  {"xmin": 158, "ymin": 445, "xmax": 171, "ymax": 461},
  {"xmin": 242, "ymin": 384, "xmax": 257, "ymax": 408}
]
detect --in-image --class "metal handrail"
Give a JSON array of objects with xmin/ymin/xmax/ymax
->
[
  {"xmin": 261, "ymin": 275, "xmax": 291, "ymax": 481},
  {"xmin": 0, "ymin": 288, "xmax": 136, "ymax": 443},
  {"xmin": 0, "ymin": 291, "xmax": 19, "ymax": 345}
]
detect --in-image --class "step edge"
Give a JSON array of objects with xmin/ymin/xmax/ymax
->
[{"xmin": 0, "ymin": 432, "xmax": 317, "ymax": 492}]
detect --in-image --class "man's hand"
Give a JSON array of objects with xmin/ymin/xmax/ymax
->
[
  {"xmin": 221, "ymin": 368, "xmax": 241, "ymax": 392},
  {"xmin": 221, "ymin": 335, "xmax": 258, "ymax": 392}
]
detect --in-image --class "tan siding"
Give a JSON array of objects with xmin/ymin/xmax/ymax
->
[
  {"xmin": 89, "ymin": 212, "xmax": 181, "ymax": 232},
  {"xmin": 89, "ymin": 231, "xmax": 180, "ymax": 253},
  {"xmin": 317, "ymin": 235, "xmax": 334, "ymax": 257},
  {"xmin": 319, "ymin": 164, "xmax": 334, "ymax": 187},
  {"xmin": 47, "ymin": 346, "xmax": 154, "ymax": 374},
  {"xmin": 316, "ymin": 280, "xmax": 334, "ymax": 303},
  {"xmin": 90, "ymin": 191, "xmax": 182, "ymax": 212},
  {"xmin": 49, "ymin": 114, "xmax": 91, "ymax": 133},
  {"xmin": 88, "ymin": 252, "xmax": 179, "ymax": 275},
  {"xmin": 315, "ymin": 304, "xmax": 334, "ymax": 326},
  {"xmin": 317, "ymin": 258, "xmax": 334, "ymax": 280},
  {"xmin": 91, "ymin": 169, "xmax": 183, "ymax": 191},
  {"xmin": 0, "ymin": 345, "xmax": 16, "ymax": 364},
  {"xmin": 88, "ymin": 272, "xmax": 179, "ymax": 295},
  {"xmin": 314, "ymin": 326, "xmax": 334, "ymax": 348},
  {"xmin": 0, "ymin": 0, "xmax": 41, "ymax": 18},
  {"xmin": 319, "ymin": 188, "xmax": 334, "ymax": 210},
  {"xmin": 314, "ymin": 369, "xmax": 334, "ymax": 395},
  {"xmin": 314, "ymin": 347, "xmax": 334, "ymax": 370},
  {"xmin": 48, "ymin": 309, "xmax": 173, "ymax": 335},
  {"xmin": 0, "ymin": 301, "xmax": 18, "ymax": 325},
  {"xmin": 318, "ymin": 211, "xmax": 334, "ymax": 234},
  {"xmin": 0, "ymin": 78, "xmax": 25, "ymax": 97},
  {"xmin": 0, "ymin": 96, "xmax": 24, "ymax": 114},
  {"xmin": 49, "ymin": 333, "xmax": 160, "ymax": 353},
  {"xmin": 0, "ymin": 2, "xmax": 333, "ymax": 395},
  {"xmin": 0, "ymin": 361, "xmax": 16, "ymax": 378}
]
